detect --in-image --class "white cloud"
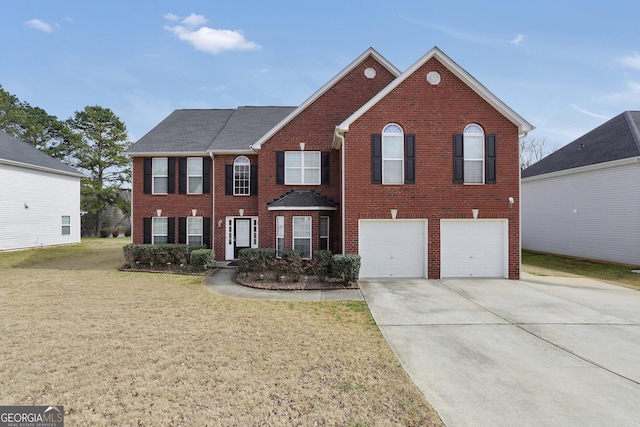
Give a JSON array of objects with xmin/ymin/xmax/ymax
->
[
  {"xmin": 25, "ymin": 19, "xmax": 53, "ymax": 33},
  {"xmin": 181, "ymin": 13, "xmax": 207, "ymax": 28},
  {"xmin": 619, "ymin": 52, "xmax": 640, "ymax": 70},
  {"xmin": 511, "ymin": 34, "xmax": 525, "ymax": 45},
  {"xmin": 164, "ymin": 13, "xmax": 260, "ymax": 55},
  {"xmin": 163, "ymin": 13, "xmax": 180, "ymax": 21}
]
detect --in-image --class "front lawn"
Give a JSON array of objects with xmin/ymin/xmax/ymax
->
[{"xmin": 0, "ymin": 239, "xmax": 442, "ymax": 426}]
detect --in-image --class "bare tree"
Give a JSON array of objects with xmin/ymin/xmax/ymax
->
[{"xmin": 520, "ymin": 136, "xmax": 555, "ymax": 169}]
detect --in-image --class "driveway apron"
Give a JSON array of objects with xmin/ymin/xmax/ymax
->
[{"xmin": 359, "ymin": 275, "xmax": 640, "ymax": 427}]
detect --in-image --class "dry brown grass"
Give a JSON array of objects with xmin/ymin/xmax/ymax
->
[{"xmin": 0, "ymin": 239, "xmax": 442, "ymax": 426}]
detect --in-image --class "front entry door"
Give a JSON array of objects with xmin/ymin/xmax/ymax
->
[{"xmin": 234, "ymin": 218, "xmax": 251, "ymax": 258}]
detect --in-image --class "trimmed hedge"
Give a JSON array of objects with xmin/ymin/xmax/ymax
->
[
  {"xmin": 238, "ymin": 248, "xmax": 276, "ymax": 273},
  {"xmin": 123, "ymin": 244, "xmax": 207, "ymax": 267},
  {"xmin": 238, "ymin": 248, "xmax": 360, "ymax": 284},
  {"xmin": 331, "ymin": 254, "xmax": 361, "ymax": 285},
  {"xmin": 190, "ymin": 249, "xmax": 216, "ymax": 271}
]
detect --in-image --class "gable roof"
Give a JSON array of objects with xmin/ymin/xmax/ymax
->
[
  {"xmin": 522, "ymin": 111, "xmax": 640, "ymax": 178},
  {"xmin": 127, "ymin": 107, "xmax": 295, "ymax": 156},
  {"xmin": 251, "ymin": 47, "xmax": 401, "ymax": 151},
  {"xmin": 0, "ymin": 131, "xmax": 83, "ymax": 178},
  {"xmin": 334, "ymin": 46, "xmax": 534, "ymax": 146}
]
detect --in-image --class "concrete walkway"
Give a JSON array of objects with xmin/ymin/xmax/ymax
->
[
  {"xmin": 204, "ymin": 265, "xmax": 364, "ymax": 301},
  {"xmin": 360, "ymin": 273, "xmax": 640, "ymax": 427}
]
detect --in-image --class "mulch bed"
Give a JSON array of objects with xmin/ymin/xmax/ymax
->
[
  {"xmin": 235, "ymin": 272, "xmax": 359, "ymax": 291},
  {"xmin": 119, "ymin": 264, "xmax": 215, "ymax": 276}
]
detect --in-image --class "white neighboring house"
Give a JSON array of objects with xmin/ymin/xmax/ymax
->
[
  {"xmin": 0, "ymin": 131, "xmax": 84, "ymax": 251},
  {"xmin": 521, "ymin": 111, "xmax": 640, "ymax": 266}
]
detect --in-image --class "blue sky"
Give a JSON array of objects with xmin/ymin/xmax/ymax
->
[{"xmin": 2, "ymin": 1, "xmax": 639, "ymax": 152}]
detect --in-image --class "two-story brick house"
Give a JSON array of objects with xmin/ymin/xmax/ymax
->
[{"xmin": 126, "ymin": 46, "xmax": 533, "ymax": 279}]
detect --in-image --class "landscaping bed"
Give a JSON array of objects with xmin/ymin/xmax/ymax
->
[{"xmin": 235, "ymin": 271, "xmax": 359, "ymax": 290}]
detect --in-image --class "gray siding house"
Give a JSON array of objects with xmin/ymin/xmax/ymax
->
[{"xmin": 521, "ymin": 111, "xmax": 640, "ymax": 266}]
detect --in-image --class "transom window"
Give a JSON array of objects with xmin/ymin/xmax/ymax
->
[
  {"xmin": 61, "ymin": 216, "xmax": 70, "ymax": 235},
  {"xmin": 187, "ymin": 157, "xmax": 203, "ymax": 194},
  {"xmin": 285, "ymin": 151, "xmax": 321, "ymax": 185},
  {"xmin": 382, "ymin": 124, "xmax": 404, "ymax": 184},
  {"xmin": 293, "ymin": 216, "xmax": 312, "ymax": 259},
  {"xmin": 463, "ymin": 124, "xmax": 484, "ymax": 184},
  {"xmin": 234, "ymin": 156, "xmax": 251, "ymax": 195},
  {"xmin": 152, "ymin": 158, "xmax": 168, "ymax": 194},
  {"xmin": 152, "ymin": 217, "xmax": 168, "ymax": 244},
  {"xmin": 187, "ymin": 216, "xmax": 203, "ymax": 245}
]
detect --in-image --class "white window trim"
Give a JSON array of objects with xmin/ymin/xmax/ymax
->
[
  {"xmin": 382, "ymin": 123, "xmax": 404, "ymax": 185},
  {"xmin": 292, "ymin": 216, "xmax": 312, "ymax": 259},
  {"xmin": 463, "ymin": 124, "xmax": 485, "ymax": 185},
  {"xmin": 320, "ymin": 216, "xmax": 329, "ymax": 251},
  {"xmin": 152, "ymin": 157, "xmax": 168, "ymax": 194},
  {"xmin": 187, "ymin": 216, "xmax": 203, "ymax": 245},
  {"xmin": 285, "ymin": 151, "xmax": 321, "ymax": 185},
  {"xmin": 233, "ymin": 156, "xmax": 251, "ymax": 196},
  {"xmin": 187, "ymin": 157, "xmax": 203, "ymax": 194},
  {"xmin": 61, "ymin": 215, "xmax": 71, "ymax": 236},
  {"xmin": 152, "ymin": 217, "xmax": 168, "ymax": 244},
  {"xmin": 276, "ymin": 216, "xmax": 284, "ymax": 258}
]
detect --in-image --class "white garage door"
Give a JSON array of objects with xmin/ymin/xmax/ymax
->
[
  {"xmin": 359, "ymin": 220, "xmax": 427, "ymax": 278},
  {"xmin": 440, "ymin": 220, "xmax": 507, "ymax": 278}
]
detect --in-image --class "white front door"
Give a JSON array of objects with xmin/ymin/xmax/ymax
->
[{"xmin": 224, "ymin": 217, "xmax": 259, "ymax": 260}]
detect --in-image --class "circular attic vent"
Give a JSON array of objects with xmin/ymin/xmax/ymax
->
[
  {"xmin": 364, "ymin": 67, "xmax": 377, "ymax": 79},
  {"xmin": 426, "ymin": 71, "xmax": 441, "ymax": 85}
]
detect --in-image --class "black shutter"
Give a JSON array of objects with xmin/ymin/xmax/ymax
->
[
  {"xmin": 178, "ymin": 217, "xmax": 186, "ymax": 244},
  {"xmin": 453, "ymin": 134, "xmax": 464, "ymax": 183},
  {"xmin": 143, "ymin": 158, "xmax": 152, "ymax": 194},
  {"xmin": 143, "ymin": 217, "xmax": 152, "ymax": 244},
  {"xmin": 404, "ymin": 134, "xmax": 416, "ymax": 184},
  {"xmin": 250, "ymin": 165, "xmax": 258, "ymax": 195},
  {"xmin": 203, "ymin": 157, "xmax": 211, "ymax": 194},
  {"xmin": 371, "ymin": 134, "xmax": 382, "ymax": 184},
  {"xmin": 178, "ymin": 158, "xmax": 187, "ymax": 194},
  {"xmin": 203, "ymin": 218, "xmax": 211, "ymax": 249},
  {"xmin": 167, "ymin": 217, "xmax": 176, "ymax": 244},
  {"xmin": 321, "ymin": 152, "xmax": 330, "ymax": 185},
  {"xmin": 276, "ymin": 151, "xmax": 285, "ymax": 184},
  {"xmin": 167, "ymin": 158, "xmax": 176, "ymax": 194},
  {"xmin": 485, "ymin": 134, "xmax": 496, "ymax": 184},
  {"xmin": 225, "ymin": 164, "xmax": 233, "ymax": 195}
]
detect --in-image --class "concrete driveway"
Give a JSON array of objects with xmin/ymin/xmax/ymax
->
[{"xmin": 359, "ymin": 274, "xmax": 640, "ymax": 427}]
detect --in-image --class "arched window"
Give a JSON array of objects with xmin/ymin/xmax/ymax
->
[
  {"xmin": 463, "ymin": 124, "xmax": 484, "ymax": 184},
  {"xmin": 382, "ymin": 123, "xmax": 404, "ymax": 184},
  {"xmin": 233, "ymin": 156, "xmax": 251, "ymax": 195}
]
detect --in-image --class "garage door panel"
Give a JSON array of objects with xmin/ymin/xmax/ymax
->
[
  {"xmin": 441, "ymin": 220, "xmax": 506, "ymax": 278},
  {"xmin": 359, "ymin": 220, "xmax": 426, "ymax": 278}
]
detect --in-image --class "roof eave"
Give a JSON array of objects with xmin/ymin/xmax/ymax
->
[
  {"xmin": 0, "ymin": 158, "xmax": 85, "ymax": 178},
  {"xmin": 337, "ymin": 46, "xmax": 535, "ymax": 136},
  {"xmin": 252, "ymin": 47, "xmax": 401, "ymax": 151}
]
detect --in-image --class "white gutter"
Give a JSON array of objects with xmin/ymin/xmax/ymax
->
[{"xmin": 339, "ymin": 129, "xmax": 346, "ymax": 254}]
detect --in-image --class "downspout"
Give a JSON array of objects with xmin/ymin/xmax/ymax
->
[
  {"xmin": 333, "ymin": 127, "xmax": 347, "ymax": 254},
  {"xmin": 209, "ymin": 152, "xmax": 215, "ymax": 255}
]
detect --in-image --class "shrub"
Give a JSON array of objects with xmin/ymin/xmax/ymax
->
[
  {"xmin": 276, "ymin": 250, "xmax": 303, "ymax": 282},
  {"xmin": 99, "ymin": 229, "xmax": 111, "ymax": 238},
  {"xmin": 112, "ymin": 229, "xmax": 119, "ymax": 238},
  {"xmin": 331, "ymin": 254, "xmax": 361, "ymax": 285},
  {"xmin": 124, "ymin": 229, "xmax": 131, "ymax": 237},
  {"xmin": 190, "ymin": 249, "xmax": 215, "ymax": 271},
  {"xmin": 238, "ymin": 248, "xmax": 276, "ymax": 273},
  {"xmin": 308, "ymin": 250, "xmax": 332, "ymax": 280},
  {"xmin": 123, "ymin": 244, "xmax": 206, "ymax": 267}
]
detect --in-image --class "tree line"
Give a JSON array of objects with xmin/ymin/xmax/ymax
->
[{"xmin": 0, "ymin": 85, "xmax": 131, "ymax": 236}]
